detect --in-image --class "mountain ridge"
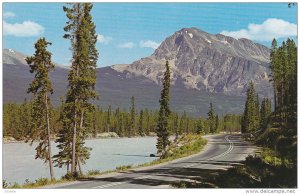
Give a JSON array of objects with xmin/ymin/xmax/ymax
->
[
  {"xmin": 3, "ymin": 27, "xmax": 273, "ymax": 116},
  {"xmin": 112, "ymin": 27, "xmax": 272, "ymax": 97}
]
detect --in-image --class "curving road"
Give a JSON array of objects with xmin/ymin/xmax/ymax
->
[{"xmin": 46, "ymin": 134, "xmax": 256, "ymax": 189}]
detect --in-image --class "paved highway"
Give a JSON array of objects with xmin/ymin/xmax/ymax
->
[{"xmin": 46, "ymin": 134, "xmax": 256, "ymax": 189}]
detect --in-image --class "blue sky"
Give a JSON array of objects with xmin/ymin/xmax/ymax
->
[{"xmin": 3, "ymin": 3, "xmax": 298, "ymax": 67}]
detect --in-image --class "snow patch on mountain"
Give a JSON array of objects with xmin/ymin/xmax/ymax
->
[{"xmin": 99, "ymin": 27, "xmax": 272, "ymax": 97}]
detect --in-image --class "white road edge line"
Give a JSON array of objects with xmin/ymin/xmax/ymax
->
[
  {"xmin": 208, "ymin": 135, "xmax": 233, "ymax": 160},
  {"xmin": 93, "ymin": 135, "xmax": 234, "ymax": 188},
  {"xmin": 183, "ymin": 135, "xmax": 234, "ymax": 168}
]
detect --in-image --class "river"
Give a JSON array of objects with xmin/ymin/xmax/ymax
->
[{"xmin": 3, "ymin": 137, "xmax": 157, "ymax": 185}]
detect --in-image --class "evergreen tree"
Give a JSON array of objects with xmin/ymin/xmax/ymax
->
[
  {"xmin": 130, "ymin": 96, "xmax": 136, "ymax": 137},
  {"xmin": 53, "ymin": 98, "xmax": 72, "ymax": 172},
  {"xmin": 207, "ymin": 102, "xmax": 216, "ymax": 133},
  {"xmin": 19, "ymin": 99, "xmax": 32, "ymax": 139},
  {"xmin": 185, "ymin": 117, "xmax": 190, "ymax": 133},
  {"xmin": 286, "ymin": 39, "xmax": 297, "ymax": 129},
  {"xmin": 144, "ymin": 109, "xmax": 150, "ymax": 136},
  {"xmin": 196, "ymin": 119, "xmax": 204, "ymax": 134},
  {"xmin": 156, "ymin": 60, "xmax": 171, "ymax": 158},
  {"xmin": 138, "ymin": 109, "xmax": 144, "ymax": 136},
  {"xmin": 106, "ymin": 105, "xmax": 112, "ymax": 132},
  {"xmin": 255, "ymin": 94, "xmax": 260, "ymax": 124},
  {"xmin": 114, "ymin": 107, "xmax": 121, "ymax": 135},
  {"xmin": 173, "ymin": 113, "xmax": 179, "ymax": 138},
  {"xmin": 270, "ymin": 38, "xmax": 278, "ymax": 111},
  {"xmin": 179, "ymin": 111, "xmax": 187, "ymax": 135},
  {"xmin": 241, "ymin": 81, "xmax": 260, "ymax": 133},
  {"xmin": 3, "ymin": 103, "xmax": 218, "ymax": 144},
  {"xmin": 269, "ymin": 38, "xmax": 297, "ymax": 130},
  {"xmin": 26, "ymin": 37, "xmax": 55, "ymax": 180},
  {"xmin": 260, "ymin": 97, "xmax": 272, "ymax": 130},
  {"xmin": 223, "ymin": 114, "xmax": 242, "ymax": 133},
  {"xmin": 55, "ymin": 3, "xmax": 98, "ymax": 175},
  {"xmin": 215, "ymin": 114, "xmax": 219, "ymax": 132}
]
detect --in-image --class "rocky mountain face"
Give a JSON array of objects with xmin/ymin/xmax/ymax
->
[
  {"xmin": 112, "ymin": 27, "xmax": 272, "ymax": 97},
  {"xmin": 3, "ymin": 28, "xmax": 273, "ymax": 116}
]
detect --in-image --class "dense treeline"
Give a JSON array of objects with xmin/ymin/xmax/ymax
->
[
  {"xmin": 242, "ymin": 38, "xmax": 298, "ymax": 162},
  {"xmin": 173, "ymin": 37, "xmax": 297, "ymax": 189},
  {"xmin": 241, "ymin": 81, "xmax": 272, "ymax": 133},
  {"xmin": 262, "ymin": 38, "xmax": 297, "ymax": 164},
  {"xmin": 3, "ymin": 101, "xmax": 241, "ymax": 140},
  {"xmin": 270, "ymin": 38, "xmax": 297, "ymax": 130},
  {"xmin": 239, "ymin": 38, "xmax": 297, "ymax": 187}
]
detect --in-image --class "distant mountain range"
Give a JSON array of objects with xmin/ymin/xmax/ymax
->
[{"xmin": 3, "ymin": 27, "xmax": 273, "ymax": 116}]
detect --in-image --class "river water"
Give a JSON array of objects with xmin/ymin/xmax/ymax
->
[{"xmin": 3, "ymin": 137, "xmax": 157, "ymax": 184}]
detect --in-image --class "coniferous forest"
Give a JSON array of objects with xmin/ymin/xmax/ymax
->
[
  {"xmin": 241, "ymin": 38, "xmax": 297, "ymax": 163},
  {"xmin": 3, "ymin": 100, "xmax": 241, "ymax": 141},
  {"xmin": 232, "ymin": 38, "xmax": 297, "ymax": 188}
]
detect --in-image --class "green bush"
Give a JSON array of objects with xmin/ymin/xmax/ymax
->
[
  {"xmin": 11, "ymin": 182, "xmax": 21, "ymax": 188},
  {"xmin": 87, "ymin": 169, "xmax": 101, "ymax": 176},
  {"xmin": 61, "ymin": 172, "xmax": 77, "ymax": 180},
  {"xmin": 255, "ymin": 128, "xmax": 281, "ymax": 147},
  {"xmin": 3, "ymin": 180, "xmax": 8, "ymax": 188},
  {"xmin": 116, "ymin": 165, "xmax": 132, "ymax": 171}
]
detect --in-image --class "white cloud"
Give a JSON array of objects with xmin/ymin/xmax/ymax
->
[
  {"xmin": 97, "ymin": 34, "xmax": 113, "ymax": 44},
  {"xmin": 3, "ymin": 12, "xmax": 15, "ymax": 18},
  {"xmin": 3, "ymin": 20, "xmax": 44, "ymax": 37},
  {"xmin": 221, "ymin": 18, "xmax": 297, "ymax": 41},
  {"xmin": 139, "ymin": 40, "xmax": 160, "ymax": 49},
  {"xmin": 118, "ymin": 42, "xmax": 135, "ymax": 49}
]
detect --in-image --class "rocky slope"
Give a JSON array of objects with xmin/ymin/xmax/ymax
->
[
  {"xmin": 3, "ymin": 27, "xmax": 274, "ymax": 116},
  {"xmin": 112, "ymin": 27, "xmax": 272, "ymax": 96},
  {"xmin": 3, "ymin": 48, "xmax": 246, "ymax": 116}
]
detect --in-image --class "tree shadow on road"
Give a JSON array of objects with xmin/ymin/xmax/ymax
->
[{"xmin": 78, "ymin": 166, "xmax": 226, "ymax": 188}]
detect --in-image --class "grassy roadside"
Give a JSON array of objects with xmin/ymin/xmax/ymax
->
[
  {"xmin": 4, "ymin": 134, "xmax": 207, "ymax": 189},
  {"xmin": 136, "ymin": 134, "xmax": 207, "ymax": 168},
  {"xmin": 171, "ymin": 145, "xmax": 297, "ymax": 188}
]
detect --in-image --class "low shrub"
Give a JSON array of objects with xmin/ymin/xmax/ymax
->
[
  {"xmin": 87, "ymin": 169, "xmax": 101, "ymax": 176},
  {"xmin": 116, "ymin": 165, "xmax": 132, "ymax": 171}
]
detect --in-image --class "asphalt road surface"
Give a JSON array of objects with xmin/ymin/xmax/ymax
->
[{"xmin": 46, "ymin": 134, "xmax": 256, "ymax": 189}]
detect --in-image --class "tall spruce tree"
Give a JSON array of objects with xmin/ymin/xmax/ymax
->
[
  {"xmin": 207, "ymin": 102, "xmax": 216, "ymax": 133},
  {"xmin": 130, "ymin": 96, "xmax": 136, "ymax": 137},
  {"xmin": 196, "ymin": 119, "xmax": 204, "ymax": 134},
  {"xmin": 173, "ymin": 113, "xmax": 179, "ymax": 138},
  {"xmin": 215, "ymin": 114, "xmax": 219, "ymax": 132},
  {"xmin": 269, "ymin": 38, "xmax": 297, "ymax": 130},
  {"xmin": 55, "ymin": 3, "xmax": 98, "ymax": 175},
  {"xmin": 260, "ymin": 97, "xmax": 272, "ymax": 130},
  {"xmin": 106, "ymin": 105, "xmax": 112, "ymax": 132},
  {"xmin": 270, "ymin": 38, "xmax": 278, "ymax": 111},
  {"xmin": 179, "ymin": 111, "xmax": 187, "ymax": 135},
  {"xmin": 26, "ymin": 37, "xmax": 55, "ymax": 180},
  {"xmin": 241, "ymin": 81, "xmax": 260, "ymax": 133},
  {"xmin": 138, "ymin": 109, "xmax": 144, "ymax": 136},
  {"xmin": 156, "ymin": 60, "xmax": 171, "ymax": 158},
  {"xmin": 285, "ymin": 38, "xmax": 297, "ymax": 129}
]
